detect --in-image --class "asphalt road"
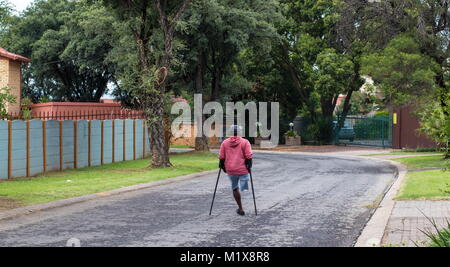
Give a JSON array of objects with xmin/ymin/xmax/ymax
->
[{"xmin": 0, "ymin": 152, "xmax": 396, "ymax": 247}]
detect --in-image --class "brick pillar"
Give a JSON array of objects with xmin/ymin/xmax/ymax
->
[
  {"xmin": 0, "ymin": 57, "xmax": 23, "ymax": 114},
  {"xmin": 6, "ymin": 60, "xmax": 22, "ymax": 114},
  {"xmin": 0, "ymin": 58, "xmax": 9, "ymax": 93}
]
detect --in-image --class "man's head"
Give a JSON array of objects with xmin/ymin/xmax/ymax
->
[{"xmin": 229, "ymin": 125, "xmax": 243, "ymax": 137}]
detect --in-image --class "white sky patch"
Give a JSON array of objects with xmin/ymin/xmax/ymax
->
[{"xmin": 10, "ymin": 0, "xmax": 34, "ymax": 13}]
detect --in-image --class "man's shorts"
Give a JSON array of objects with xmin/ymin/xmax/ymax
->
[{"xmin": 228, "ymin": 174, "xmax": 250, "ymax": 192}]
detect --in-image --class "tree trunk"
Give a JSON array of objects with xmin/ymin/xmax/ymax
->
[
  {"xmin": 150, "ymin": 0, "xmax": 192, "ymax": 167},
  {"xmin": 195, "ymin": 55, "xmax": 210, "ymax": 151},
  {"xmin": 148, "ymin": 94, "xmax": 172, "ymax": 168},
  {"xmin": 337, "ymin": 89, "xmax": 355, "ymax": 131}
]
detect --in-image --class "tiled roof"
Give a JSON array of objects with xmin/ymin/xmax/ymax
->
[{"xmin": 0, "ymin": 47, "xmax": 30, "ymax": 63}]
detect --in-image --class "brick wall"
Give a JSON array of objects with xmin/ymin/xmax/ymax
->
[
  {"xmin": 0, "ymin": 58, "xmax": 9, "ymax": 90},
  {"xmin": 0, "ymin": 57, "xmax": 22, "ymax": 114},
  {"xmin": 7, "ymin": 61, "xmax": 22, "ymax": 114}
]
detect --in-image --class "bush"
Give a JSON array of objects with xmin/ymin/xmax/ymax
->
[
  {"xmin": 0, "ymin": 87, "xmax": 16, "ymax": 119},
  {"xmin": 284, "ymin": 130, "xmax": 300, "ymax": 137},
  {"xmin": 420, "ymin": 219, "xmax": 450, "ymax": 247},
  {"xmin": 418, "ymin": 103, "xmax": 449, "ymax": 160},
  {"xmin": 374, "ymin": 110, "xmax": 390, "ymax": 118}
]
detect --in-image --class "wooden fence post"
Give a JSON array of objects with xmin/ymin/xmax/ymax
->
[
  {"xmin": 88, "ymin": 120, "xmax": 92, "ymax": 167},
  {"xmin": 143, "ymin": 120, "xmax": 146, "ymax": 158},
  {"xmin": 112, "ymin": 120, "xmax": 115, "ymax": 163},
  {"xmin": 133, "ymin": 119, "xmax": 136, "ymax": 161},
  {"xmin": 8, "ymin": 120, "xmax": 12, "ymax": 179},
  {"xmin": 43, "ymin": 121, "xmax": 47, "ymax": 172},
  {"xmin": 123, "ymin": 119, "xmax": 126, "ymax": 161},
  {"xmin": 101, "ymin": 120, "xmax": 104, "ymax": 165},
  {"xmin": 59, "ymin": 121, "xmax": 63, "ymax": 171},
  {"xmin": 74, "ymin": 121, "xmax": 78, "ymax": 169},
  {"xmin": 26, "ymin": 120, "xmax": 30, "ymax": 177}
]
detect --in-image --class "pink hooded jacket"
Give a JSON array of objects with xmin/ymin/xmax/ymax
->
[{"xmin": 219, "ymin": 136, "xmax": 253, "ymax": 175}]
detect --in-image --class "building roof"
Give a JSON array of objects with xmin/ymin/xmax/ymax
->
[{"xmin": 0, "ymin": 47, "xmax": 30, "ymax": 63}]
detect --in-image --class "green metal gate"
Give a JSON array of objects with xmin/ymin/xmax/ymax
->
[{"xmin": 334, "ymin": 116, "xmax": 392, "ymax": 148}]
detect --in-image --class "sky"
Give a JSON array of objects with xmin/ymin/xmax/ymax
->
[{"xmin": 10, "ymin": 0, "xmax": 34, "ymax": 12}]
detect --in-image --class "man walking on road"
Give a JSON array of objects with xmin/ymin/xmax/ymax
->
[{"xmin": 219, "ymin": 125, "xmax": 253, "ymax": 216}]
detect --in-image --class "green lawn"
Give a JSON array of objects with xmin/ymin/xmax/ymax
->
[
  {"xmin": 362, "ymin": 152, "xmax": 441, "ymax": 156},
  {"xmin": 170, "ymin": 145, "xmax": 192, "ymax": 149},
  {"xmin": 392, "ymin": 155, "xmax": 448, "ymax": 170},
  {"xmin": 0, "ymin": 152, "xmax": 218, "ymax": 209},
  {"xmin": 392, "ymin": 155, "xmax": 449, "ymax": 200},
  {"xmin": 396, "ymin": 170, "xmax": 450, "ymax": 200}
]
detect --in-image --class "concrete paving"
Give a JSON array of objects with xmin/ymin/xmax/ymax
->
[
  {"xmin": 382, "ymin": 201, "xmax": 450, "ymax": 247},
  {"xmin": 0, "ymin": 152, "xmax": 396, "ymax": 247}
]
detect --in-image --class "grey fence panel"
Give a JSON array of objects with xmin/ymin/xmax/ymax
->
[
  {"xmin": 0, "ymin": 121, "xmax": 8, "ymax": 179},
  {"xmin": 77, "ymin": 120, "xmax": 89, "ymax": 169},
  {"xmin": 1, "ymin": 119, "xmax": 147, "ymax": 179},
  {"xmin": 29, "ymin": 120, "xmax": 44, "ymax": 176},
  {"xmin": 103, "ymin": 120, "xmax": 113, "ymax": 164},
  {"xmin": 125, "ymin": 119, "xmax": 134, "ymax": 161},
  {"xmin": 11, "ymin": 120, "xmax": 27, "ymax": 178},
  {"xmin": 135, "ymin": 120, "xmax": 144, "ymax": 159},
  {"xmin": 145, "ymin": 123, "xmax": 151, "ymax": 157},
  {"xmin": 114, "ymin": 119, "xmax": 124, "ymax": 162},
  {"xmin": 46, "ymin": 120, "xmax": 60, "ymax": 171},
  {"xmin": 62, "ymin": 121, "xmax": 74, "ymax": 170},
  {"xmin": 90, "ymin": 120, "xmax": 102, "ymax": 166}
]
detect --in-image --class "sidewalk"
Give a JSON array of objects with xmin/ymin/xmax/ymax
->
[
  {"xmin": 382, "ymin": 201, "xmax": 450, "ymax": 247},
  {"xmin": 356, "ymin": 153, "xmax": 449, "ymax": 247}
]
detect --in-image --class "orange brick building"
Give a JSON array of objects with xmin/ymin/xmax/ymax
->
[{"xmin": 0, "ymin": 48, "xmax": 30, "ymax": 114}]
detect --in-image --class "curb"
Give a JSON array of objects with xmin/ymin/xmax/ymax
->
[
  {"xmin": 0, "ymin": 169, "xmax": 219, "ymax": 222},
  {"xmin": 354, "ymin": 160, "xmax": 408, "ymax": 247}
]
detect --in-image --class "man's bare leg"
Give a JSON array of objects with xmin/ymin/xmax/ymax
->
[{"xmin": 233, "ymin": 189, "xmax": 245, "ymax": 215}]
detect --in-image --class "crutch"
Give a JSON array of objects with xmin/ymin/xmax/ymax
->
[
  {"xmin": 209, "ymin": 169, "xmax": 222, "ymax": 216},
  {"xmin": 249, "ymin": 170, "xmax": 258, "ymax": 216}
]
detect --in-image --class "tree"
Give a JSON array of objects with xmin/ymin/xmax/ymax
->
[
  {"xmin": 176, "ymin": 0, "xmax": 281, "ymax": 150},
  {"xmin": 264, "ymin": 0, "xmax": 366, "ymax": 142},
  {"xmin": 0, "ymin": 0, "xmax": 13, "ymax": 34},
  {"xmin": 1, "ymin": 0, "xmax": 116, "ymax": 102},
  {"xmin": 104, "ymin": 0, "xmax": 191, "ymax": 168},
  {"xmin": 359, "ymin": 0, "xmax": 449, "ymax": 157},
  {"xmin": 418, "ymin": 102, "xmax": 450, "ymax": 159},
  {"xmin": 362, "ymin": 34, "xmax": 440, "ymax": 105}
]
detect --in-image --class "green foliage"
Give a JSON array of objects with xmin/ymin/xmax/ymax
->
[
  {"xmin": 1, "ymin": 0, "xmax": 116, "ymax": 102},
  {"xmin": 177, "ymin": 0, "xmax": 282, "ymax": 100},
  {"xmin": 374, "ymin": 111, "xmax": 390, "ymax": 118},
  {"xmin": 0, "ymin": 86, "xmax": 16, "ymax": 119},
  {"xmin": 418, "ymin": 101, "xmax": 450, "ymax": 159},
  {"xmin": 0, "ymin": 0, "xmax": 13, "ymax": 33},
  {"xmin": 284, "ymin": 130, "xmax": 299, "ymax": 137},
  {"xmin": 314, "ymin": 48, "xmax": 354, "ymax": 105},
  {"xmin": 20, "ymin": 97, "xmax": 33, "ymax": 120},
  {"xmin": 362, "ymin": 35, "xmax": 440, "ymax": 105},
  {"xmin": 421, "ymin": 219, "xmax": 450, "ymax": 247}
]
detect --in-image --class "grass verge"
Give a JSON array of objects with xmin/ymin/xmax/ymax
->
[
  {"xmin": 170, "ymin": 145, "xmax": 192, "ymax": 149},
  {"xmin": 392, "ymin": 155, "xmax": 447, "ymax": 170},
  {"xmin": 396, "ymin": 170, "xmax": 450, "ymax": 200},
  {"xmin": 0, "ymin": 152, "xmax": 218, "ymax": 209},
  {"xmin": 393, "ymin": 155, "xmax": 449, "ymax": 200},
  {"xmin": 362, "ymin": 152, "xmax": 441, "ymax": 156}
]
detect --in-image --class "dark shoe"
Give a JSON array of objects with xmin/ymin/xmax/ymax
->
[{"xmin": 236, "ymin": 209, "xmax": 245, "ymax": 216}]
